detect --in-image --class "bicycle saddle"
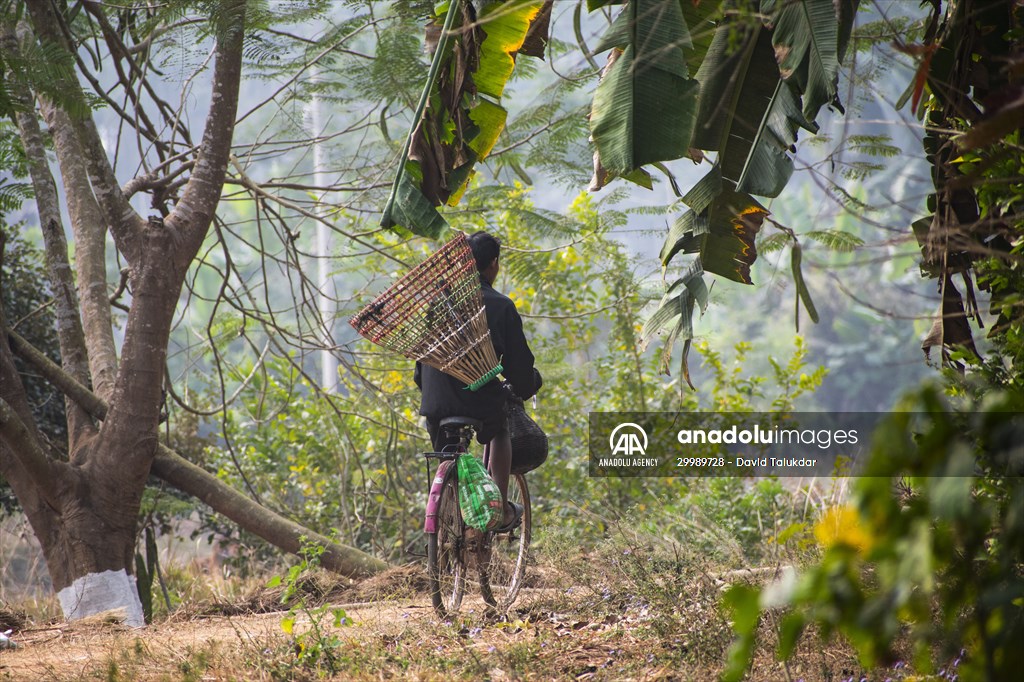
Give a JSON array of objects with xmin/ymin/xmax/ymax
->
[{"xmin": 439, "ymin": 416, "xmax": 483, "ymax": 431}]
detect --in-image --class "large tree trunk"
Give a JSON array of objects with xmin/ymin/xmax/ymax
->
[
  {"xmin": 0, "ymin": 0, "xmax": 300, "ymax": 627},
  {"xmin": 1, "ymin": 22, "xmax": 143, "ymax": 623}
]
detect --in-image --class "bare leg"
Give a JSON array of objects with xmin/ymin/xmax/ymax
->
[{"xmin": 487, "ymin": 430, "xmax": 514, "ymax": 526}]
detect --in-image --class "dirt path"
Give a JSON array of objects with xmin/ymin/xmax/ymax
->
[
  {"xmin": 0, "ymin": 572, "xmax": 582, "ymax": 682},
  {"xmin": 1, "ymin": 596, "xmax": 439, "ymax": 680},
  {"xmin": 0, "ymin": 563, "xmax": 868, "ymax": 681}
]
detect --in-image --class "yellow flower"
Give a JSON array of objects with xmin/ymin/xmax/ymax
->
[
  {"xmin": 381, "ymin": 370, "xmax": 405, "ymax": 393},
  {"xmin": 509, "ymin": 288, "xmax": 531, "ymax": 314},
  {"xmin": 814, "ymin": 504, "xmax": 873, "ymax": 554}
]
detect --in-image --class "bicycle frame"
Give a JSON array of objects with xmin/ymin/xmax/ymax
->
[
  {"xmin": 423, "ymin": 421, "xmax": 530, "ymax": 615},
  {"xmin": 423, "ymin": 439, "xmax": 491, "ymax": 533}
]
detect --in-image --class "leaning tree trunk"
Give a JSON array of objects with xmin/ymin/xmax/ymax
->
[{"xmin": 7, "ymin": 330, "xmax": 387, "ymax": 580}]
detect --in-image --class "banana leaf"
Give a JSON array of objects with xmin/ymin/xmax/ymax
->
[
  {"xmin": 661, "ymin": 166, "xmax": 767, "ymax": 284},
  {"xmin": 763, "ymin": 0, "xmax": 846, "ymax": 121},
  {"xmin": 475, "ymin": 0, "xmax": 545, "ymax": 99},
  {"xmin": 381, "ymin": 0, "xmax": 548, "ymax": 237},
  {"xmin": 589, "ymin": 0, "xmax": 699, "ymax": 175},
  {"xmin": 641, "ymin": 258, "xmax": 709, "ymax": 385},
  {"xmin": 694, "ymin": 25, "xmax": 813, "ymax": 198}
]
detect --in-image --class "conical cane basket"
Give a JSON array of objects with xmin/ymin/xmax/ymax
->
[{"xmin": 349, "ymin": 233, "xmax": 502, "ymax": 391}]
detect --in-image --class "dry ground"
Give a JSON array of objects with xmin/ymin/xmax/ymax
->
[
  {"xmin": 0, "ymin": 561, "xmax": 900, "ymax": 682},
  {"xmin": 1, "ymin": 594, "xmax": 431, "ymax": 681}
]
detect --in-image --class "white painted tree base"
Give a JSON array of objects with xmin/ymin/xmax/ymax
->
[{"xmin": 57, "ymin": 569, "xmax": 145, "ymax": 628}]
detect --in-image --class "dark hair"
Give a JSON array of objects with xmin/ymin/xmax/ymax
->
[{"xmin": 467, "ymin": 231, "xmax": 501, "ymax": 272}]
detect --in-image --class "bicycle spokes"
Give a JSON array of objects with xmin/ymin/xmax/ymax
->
[
  {"xmin": 428, "ymin": 469, "xmax": 465, "ymax": 617},
  {"xmin": 477, "ymin": 473, "xmax": 531, "ymax": 611}
]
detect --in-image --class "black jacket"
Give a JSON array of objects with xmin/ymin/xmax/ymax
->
[{"xmin": 415, "ymin": 278, "xmax": 541, "ymax": 443}]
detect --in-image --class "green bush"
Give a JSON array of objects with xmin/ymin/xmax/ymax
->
[{"xmin": 723, "ymin": 385, "xmax": 1024, "ymax": 682}]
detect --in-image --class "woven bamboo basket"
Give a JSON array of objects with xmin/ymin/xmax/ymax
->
[{"xmin": 349, "ymin": 233, "xmax": 502, "ymax": 391}]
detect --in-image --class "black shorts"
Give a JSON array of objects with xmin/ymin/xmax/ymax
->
[{"xmin": 426, "ymin": 415, "xmax": 509, "ymax": 451}]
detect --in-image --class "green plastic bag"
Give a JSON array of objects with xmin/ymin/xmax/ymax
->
[{"xmin": 457, "ymin": 454, "xmax": 502, "ymax": 531}]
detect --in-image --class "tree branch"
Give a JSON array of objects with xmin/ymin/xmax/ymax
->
[
  {"xmin": 150, "ymin": 450, "xmax": 385, "ymax": 579},
  {"xmin": 229, "ymin": 158, "xmax": 412, "ymax": 268},
  {"xmin": 21, "ymin": 3, "xmax": 146, "ymax": 265},
  {"xmin": 168, "ymin": 0, "xmax": 247, "ymax": 269},
  {"xmin": 0, "ymin": 398, "xmax": 60, "ymax": 508},
  {"xmin": 4, "ymin": 24, "xmax": 96, "ymax": 444},
  {"xmin": 36, "ymin": 100, "xmax": 120, "ymax": 404},
  {"xmin": 8, "ymin": 330, "xmax": 107, "ymax": 420},
  {"xmin": 0, "ymin": 232, "xmax": 63, "ymax": 518},
  {"xmin": 123, "ymin": 17, "xmax": 206, "ymax": 55}
]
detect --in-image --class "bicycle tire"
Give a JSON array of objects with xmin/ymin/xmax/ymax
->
[
  {"xmin": 478, "ymin": 472, "xmax": 531, "ymax": 611},
  {"xmin": 427, "ymin": 463, "xmax": 466, "ymax": 617}
]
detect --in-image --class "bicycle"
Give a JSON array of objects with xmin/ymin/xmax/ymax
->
[{"xmin": 423, "ymin": 416, "xmax": 531, "ymax": 617}]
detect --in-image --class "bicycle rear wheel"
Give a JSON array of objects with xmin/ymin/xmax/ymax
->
[
  {"xmin": 427, "ymin": 464, "xmax": 466, "ymax": 617},
  {"xmin": 478, "ymin": 473, "xmax": 531, "ymax": 611}
]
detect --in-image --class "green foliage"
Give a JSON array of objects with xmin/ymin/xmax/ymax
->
[
  {"xmin": 0, "ymin": 122, "xmax": 27, "ymax": 178},
  {"xmin": 265, "ymin": 538, "xmax": 351, "ymax": 676},
  {"xmin": 375, "ymin": 0, "xmax": 864, "ymax": 370},
  {"xmin": 190, "ymin": 182, "xmax": 829, "ymax": 568},
  {"xmin": 380, "ymin": 0, "xmax": 549, "ymax": 236},
  {"xmin": 699, "ymin": 336, "xmax": 827, "ymax": 412},
  {"xmin": 588, "ymin": 0, "xmax": 699, "ymax": 177},
  {"xmin": 640, "ymin": 258, "xmax": 706, "ymax": 385},
  {"xmin": 348, "ymin": 15, "xmax": 426, "ymax": 104},
  {"xmin": 686, "ymin": 478, "xmax": 794, "ymax": 564},
  {"xmin": 596, "ymin": 0, "xmax": 860, "ymax": 369},
  {"xmin": 962, "ymin": 130, "xmax": 1024, "ymax": 372},
  {"xmin": 803, "ymin": 229, "xmax": 863, "ymax": 252},
  {"xmin": 0, "ymin": 228, "xmax": 65, "ymax": 515},
  {"xmin": 722, "ymin": 385, "xmax": 1024, "ymax": 682},
  {"xmin": 652, "ymin": 166, "xmax": 768, "ymax": 381},
  {"xmin": 133, "ymin": 526, "xmax": 160, "ymax": 624},
  {"xmin": 0, "ymin": 21, "xmax": 83, "ymax": 118},
  {"xmin": 0, "ymin": 123, "xmax": 31, "ymax": 220},
  {"xmin": 0, "ymin": 179, "xmax": 30, "ymax": 216},
  {"xmin": 845, "ymin": 134, "xmax": 900, "ymax": 159}
]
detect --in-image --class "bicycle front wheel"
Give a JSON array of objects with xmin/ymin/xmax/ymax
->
[
  {"xmin": 478, "ymin": 472, "xmax": 531, "ymax": 611},
  {"xmin": 427, "ymin": 464, "xmax": 465, "ymax": 618}
]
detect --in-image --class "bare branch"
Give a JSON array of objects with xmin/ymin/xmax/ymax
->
[
  {"xmin": 229, "ymin": 158, "xmax": 412, "ymax": 268},
  {"xmin": 168, "ymin": 0, "xmax": 247, "ymax": 268},
  {"xmin": 124, "ymin": 17, "xmax": 207, "ymax": 55},
  {"xmin": 20, "ymin": 4, "xmax": 147, "ymax": 265},
  {"xmin": 235, "ymin": 18, "xmax": 383, "ymax": 125}
]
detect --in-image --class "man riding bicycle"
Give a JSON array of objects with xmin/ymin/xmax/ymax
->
[{"xmin": 414, "ymin": 231, "xmax": 542, "ymax": 534}]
